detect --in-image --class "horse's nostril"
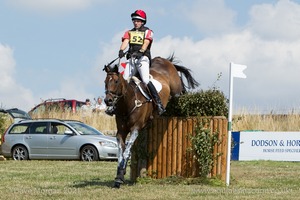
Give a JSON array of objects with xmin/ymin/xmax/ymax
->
[{"xmin": 104, "ymin": 98, "xmax": 113, "ymax": 106}]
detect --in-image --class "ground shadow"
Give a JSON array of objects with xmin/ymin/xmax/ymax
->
[{"xmin": 72, "ymin": 178, "xmax": 134, "ymax": 188}]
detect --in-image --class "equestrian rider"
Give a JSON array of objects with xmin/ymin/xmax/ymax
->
[{"xmin": 118, "ymin": 9, "xmax": 166, "ymax": 115}]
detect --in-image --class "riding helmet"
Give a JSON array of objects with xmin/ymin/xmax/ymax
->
[{"xmin": 131, "ymin": 10, "xmax": 147, "ymax": 24}]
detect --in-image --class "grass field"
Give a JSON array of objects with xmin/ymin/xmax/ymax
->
[
  {"xmin": 0, "ymin": 160, "xmax": 299, "ymax": 200},
  {"xmin": 1, "ymin": 111, "xmax": 300, "ymax": 199}
]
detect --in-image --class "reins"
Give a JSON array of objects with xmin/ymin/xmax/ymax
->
[
  {"xmin": 104, "ymin": 51, "xmax": 152, "ymax": 117},
  {"xmin": 105, "ymin": 72, "xmax": 150, "ymax": 118},
  {"xmin": 105, "ymin": 50, "xmax": 129, "ymax": 69}
]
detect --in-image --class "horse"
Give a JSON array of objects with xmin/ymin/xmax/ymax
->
[{"xmin": 103, "ymin": 55, "xmax": 199, "ymax": 188}]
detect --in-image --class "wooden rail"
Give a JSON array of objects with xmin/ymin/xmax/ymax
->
[{"xmin": 130, "ymin": 116, "xmax": 228, "ymax": 181}]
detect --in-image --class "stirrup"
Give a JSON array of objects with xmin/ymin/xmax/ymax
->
[{"xmin": 157, "ymin": 104, "xmax": 166, "ymax": 115}]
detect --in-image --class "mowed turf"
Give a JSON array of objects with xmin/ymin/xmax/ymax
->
[{"xmin": 0, "ymin": 160, "xmax": 299, "ymax": 200}]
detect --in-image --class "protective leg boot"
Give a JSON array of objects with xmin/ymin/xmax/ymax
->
[{"xmin": 147, "ymin": 82, "xmax": 166, "ymax": 115}]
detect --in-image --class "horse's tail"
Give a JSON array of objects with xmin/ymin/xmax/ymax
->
[{"xmin": 167, "ymin": 55, "xmax": 199, "ymax": 92}]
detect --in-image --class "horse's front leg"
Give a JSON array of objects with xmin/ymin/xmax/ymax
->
[
  {"xmin": 115, "ymin": 133, "xmax": 126, "ymax": 187},
  {"xmin": 114, "ymin": 129, "xmax": 139, "ymax": 188}
]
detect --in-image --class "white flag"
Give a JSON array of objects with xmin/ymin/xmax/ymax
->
[{"xmin": 231, "ymin": 62, "xmax": 247, "ymax": 78}]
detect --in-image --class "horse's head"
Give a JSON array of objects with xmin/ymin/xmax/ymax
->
[{"xmin": 103, "ymin": 64, "xmax": 123, "ymax": 107}]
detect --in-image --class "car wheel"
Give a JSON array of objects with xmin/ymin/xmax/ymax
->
[
  {"xmin": 12, "ymin": 145, "xmax": 29, "ymax": 160},
  {"xmin": 80, "ymin": 145, "xmax": 99, "ymax": 161}
]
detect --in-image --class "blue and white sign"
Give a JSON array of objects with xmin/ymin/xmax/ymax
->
[{"xmin": 232, "ymin": 131, "xmax": 300, "ymax": 161}]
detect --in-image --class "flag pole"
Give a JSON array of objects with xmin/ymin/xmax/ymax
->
[
  {"xmin": 225, "ymin": 62, "xmax": 247, "ymax": 186},
  {"xmin": 226, "ymin": 62, "xmax": 234, "ymax": 186}
]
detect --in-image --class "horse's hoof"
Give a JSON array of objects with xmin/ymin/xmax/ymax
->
[
  {"xmin": 113, "ymin": 178, "xmax": 124, "ymax": 188},
  {"xmin": 113, "ymin": 182, "xmax": 121, "ymax": 189},
  {"xmin": 115, "ymin": 178, "xmax": 125, "ymax": 184}
]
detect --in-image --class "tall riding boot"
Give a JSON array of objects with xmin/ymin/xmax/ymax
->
[{"xmin": 147, "ymin": 82, "xmax": 166, "ymax": 115}]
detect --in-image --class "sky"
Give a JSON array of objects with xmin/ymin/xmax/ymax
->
[{"xmin": 1, "ymin": 0, "xmax": 300, "ymax": 114}]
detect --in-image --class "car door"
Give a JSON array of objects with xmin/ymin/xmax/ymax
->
[
  {"xmin": 25, "ymin": 122, "xmax": 49, "ymax": 159},
  {"xmin": 47, "ymin": 123, "xmax": 78, "ymax": 159}
]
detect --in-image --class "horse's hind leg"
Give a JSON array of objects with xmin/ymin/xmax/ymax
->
[{"xmin": 114, "ymin": 129, "xmax": 139, "ymax": 188}]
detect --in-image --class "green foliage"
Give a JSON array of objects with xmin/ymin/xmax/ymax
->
[
  {"xmin": 164, "ymin": 89, "xmax": 228, "ymax": 117},
  {"xmin": 0, "ymin": 112, "xmax": 5, "ymax": 136},
  {"xmin": 190, "ymin": 120, "xmax": 221, "ymax": 178},
  {"xmin": 164, "ymin": 72, "xmax": 228, "ymax": 117}
]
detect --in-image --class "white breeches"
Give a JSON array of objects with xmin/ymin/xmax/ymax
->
[{"xmin": 123, "ymin": 56, "xmax": 150, "ymax": 84}]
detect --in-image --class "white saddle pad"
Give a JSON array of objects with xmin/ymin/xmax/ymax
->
[
  {"xmin": 149, "ymin": 75, "xmax": 162, "ymax": 93},
  {"xmin": 131, "ymin": 75, "xmax": 162, "ymax": 93}
]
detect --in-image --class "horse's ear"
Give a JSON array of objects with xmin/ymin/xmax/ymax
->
[
  {"xmin": 112, "ymin": 64, "xmax": 119, "ymax": 73},
  {"xmin": 103, "ymin": 65, "xmax": 109, "ymax": 72},
  {"xmin": 103, "ymin": 63, "xmax": 119, "ymax": 73}
]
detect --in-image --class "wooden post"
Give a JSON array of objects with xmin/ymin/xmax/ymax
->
[{"xmin": 130, "ymin": 116, "xmax": 228, "ymax": 182}]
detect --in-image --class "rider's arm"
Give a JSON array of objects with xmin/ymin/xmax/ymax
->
[
  {"xmin": 140, "ymin": 29, "xmax": 153, "ymax": 52},
  {"xmin": 140, "ymin": 38, "xmax": 150, "ymax": 52},
  {"xmin": 120, "ymin": 38, "xmax": 129, "ymax": 51}
]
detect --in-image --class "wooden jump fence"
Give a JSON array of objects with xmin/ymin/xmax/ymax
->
[{"xmin": 130, "ymin": 116, "xmax": 228, "ymax": 181}]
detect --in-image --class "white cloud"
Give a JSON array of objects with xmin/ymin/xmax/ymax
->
[
  {"xmin": 6, "ymin": 0, "xmax": 107, "ymax": 14},
  {"xmin": 0, "ymin": 44, "xmax": 35, "ymax": 110},
  {"xmin": 95, "ymin": 0, "xmax": 300, "ymax": 114},
  {"xmin": 38, "ymin": 78, "xmax": 93, "ymax": 102},
  {"xmin": 152, "ymin": 31, "xmax": 300, "ymax": 111},
  {"xmin": 181, "ymin": 0, "xmax": 237, "ymax": 35},
  {"xmin": 249, "ymin": 0, "xmax": 300, "ymax": 41},
  {"xmin": 3, "ymin": 0, "xmax": 300, "ymax": 113},
  {"xmin": 151, "ymin": 1, "xmax": 300, "ymax": 112}
]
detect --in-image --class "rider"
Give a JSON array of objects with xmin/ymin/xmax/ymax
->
[{"xmin": 118, "ymin": 9, "xmax": 166, "ymax": 115}]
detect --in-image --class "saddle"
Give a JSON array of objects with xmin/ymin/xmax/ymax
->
[{"xmin": 129, "ymin": 75, "xmax": 162, "ymax": 100}]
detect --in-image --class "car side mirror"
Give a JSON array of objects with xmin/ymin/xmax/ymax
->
[{"xmin": 64, "ymin": 130, "xmax": 74, "ymax": 135}]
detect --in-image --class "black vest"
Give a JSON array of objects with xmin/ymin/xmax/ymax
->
[{"xmin": 127, "ymin": 26, "xmax": 151, "ymax": 60}]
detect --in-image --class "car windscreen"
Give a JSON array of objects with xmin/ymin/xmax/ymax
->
[
  {"xmin": 66, "ymin": 122, "xmax": 104, "ymax": 135},
  {"xmin": 5, "ymin": 108, "xmax": 32, "ymax": 120}
]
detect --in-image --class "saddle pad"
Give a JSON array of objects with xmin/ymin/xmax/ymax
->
[
  {"xmin": 149, "ymin": 75, "xmax": 162, "ymax": 93},
  {"xmin": 131, "ymin": 75, "xmax": 162, "ymax": 93}
]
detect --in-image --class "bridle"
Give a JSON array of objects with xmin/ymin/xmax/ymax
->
[
  {"xmin": 105, "ymin": 71, "xmax": 151, "ymax": 117},
  {"xmin": 104, "ymin": 52, "xmax": 150, "ymax": 116},
  {"xmin": 105, "ymin": 72, "xmax": 125, "ymax": 107}
]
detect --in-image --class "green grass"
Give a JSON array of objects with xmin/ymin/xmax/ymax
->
[{"xmin": 0, "ymin": 160, "xmax": 299, "ymax": 199}]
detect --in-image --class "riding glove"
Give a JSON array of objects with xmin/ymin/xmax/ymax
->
[
  {"xmin": 132, "ymin": 50, "xmax": 143, "ymax": 59},
  {"xmin": 118, "ymin": 50, "xmax": 125, "ymax": 58}
]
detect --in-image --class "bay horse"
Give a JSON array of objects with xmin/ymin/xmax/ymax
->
[{"xmin": 103, "ymin": 55, "xmax": 199, "ymax": 188}]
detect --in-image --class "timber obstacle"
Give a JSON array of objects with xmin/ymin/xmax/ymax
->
[{"xmin": 130, "ymin": 116, "xmax": 228, "ymax": 181}]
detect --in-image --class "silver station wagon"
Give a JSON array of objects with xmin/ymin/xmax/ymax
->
[{"xmin": 1, "ymin": 117, "xmax": 118, "ymax": 161}]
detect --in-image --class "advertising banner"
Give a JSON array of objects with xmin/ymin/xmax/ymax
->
[{"xmin": 232, "ymin": 131, "xmax": 300, "ymax": 161}]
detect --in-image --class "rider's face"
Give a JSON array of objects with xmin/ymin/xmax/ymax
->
[{"xmin": 132, "ymin": 19, "xmax": 143, "ymax": 29}]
